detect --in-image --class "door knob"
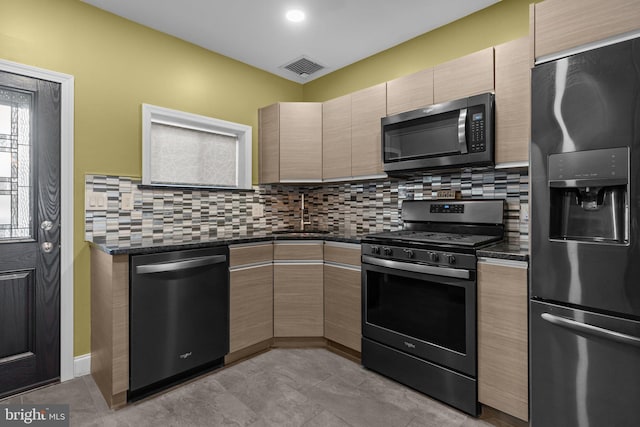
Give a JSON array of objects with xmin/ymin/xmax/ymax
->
[{"xmin": 41, "ymin": 242, "xmax": 54, "ymax": 253}]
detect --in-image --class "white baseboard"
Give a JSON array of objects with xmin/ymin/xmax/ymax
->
[{"xmin": 74, "ymin": 354, "xmax": 91, "ymax": 377}]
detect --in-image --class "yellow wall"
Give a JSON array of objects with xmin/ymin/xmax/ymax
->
[
  {"xmin": 2, "ymin": 0, "xmax": 302, "ymax": 357},
  {"xmin": 2, "ymin": 0, "xmax": 535, "ymax": 358},
  {"xmin": 303, "ymin": 0, "xmax": 537, "ymax": 101}
]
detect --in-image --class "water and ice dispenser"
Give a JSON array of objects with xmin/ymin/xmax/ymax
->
[{"xmin": 548, "ymin": 147, "xmax": 629, "ymax": 244}]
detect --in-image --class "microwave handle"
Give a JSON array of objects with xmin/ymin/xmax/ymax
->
[{"xmin": 457, "ymin": 108, "xmax": 468, "ymax": 154}]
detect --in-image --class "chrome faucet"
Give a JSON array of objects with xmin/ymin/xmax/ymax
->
[{"xmin": 300, "ymin": 193, "xmax": 311, "ymax": 231}]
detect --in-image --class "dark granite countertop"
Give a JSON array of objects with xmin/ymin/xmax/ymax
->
[
  {"xmin": 88, "ymin": 231, "xmax": 363, "ymax": 255},
  {"xmin": 88, "ymin": 231, "xmax": 529, "ymax": 261},
  {"xmin": 477, "ymin": 240, "xmax": 529, "ymax": 262}
]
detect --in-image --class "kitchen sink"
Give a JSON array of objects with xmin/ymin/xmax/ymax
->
[{"xmin": 271, "ymin": 230, "xmax": 330, "ymax": 237}]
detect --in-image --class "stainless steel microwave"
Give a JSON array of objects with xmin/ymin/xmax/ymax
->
[{"xmin": 382, "ymin": 92, "xmax": 494, "ymax": 173}]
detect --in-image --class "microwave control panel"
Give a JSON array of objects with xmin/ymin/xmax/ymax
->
[{"xmin": 469, "ymin": 105, "xmax": 486, "ymax": 153}]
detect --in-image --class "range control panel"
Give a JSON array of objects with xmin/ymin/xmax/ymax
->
[
  {"xmin": 361, "ymin": 243, "xmax": 476, "ymax": 270},
  {"xmin": 430, "ymin": 204, "xmax": 465, "ymax": 214}
]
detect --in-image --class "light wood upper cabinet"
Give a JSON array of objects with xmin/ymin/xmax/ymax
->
[
  {"xmin": 273, "ymin": 242, "xmax": 324, "ymax": 337},
  {"xmin": 323, "ymin": 94, "xmax": 352, "ymax": 180},
  {"xmin": 351, "ymin": 83, "xmax": 387, "ymax": 177},
  {"xmin": 258, "ymin": 102, "xmax": 322, "ymax": 184},
  {"xmin": 533, "ymin": 0, "xmax": 640, "ymax": 60},
  {"xmin": 386, "ymin": 68, "xmax": 434, "ymax": 116},
  {"xmin": 478, "ymin": 259, "xmax": 529, "ymax": 422},
  {"xmin": 433, "ymin": 47, "xmax": 494, "ymax": 104},
  {"xmin": 258, "ymin": 103, "xmax": 280, "ymax": 184},
  {"xmin": 229, "ymin": 243, "xmax": 273, "ymax": 354},
  {"xmin": 494, "ymin": 36, "xmax": 531, "ymax": 165}
]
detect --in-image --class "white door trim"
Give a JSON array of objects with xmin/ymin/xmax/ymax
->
[{"xmin": 0, "ymin": 58, "xmax": 75, "ymax": 382}]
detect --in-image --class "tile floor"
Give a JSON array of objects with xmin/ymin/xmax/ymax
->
[{"xmin": 0, "ymin": 349, "xmax": 519, "ymax": 427}]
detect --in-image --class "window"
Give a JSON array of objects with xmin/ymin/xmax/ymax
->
[
  {"xmin": 142, "ymin": 104, "xmax": 252, "ymax": 190},
  {"xmin": 0, "ymin": 89, "xmax": 33, "ymax": 240}
]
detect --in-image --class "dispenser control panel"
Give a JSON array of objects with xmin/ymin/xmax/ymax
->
[{"xmin": 548, "ymin": 147, "xmax": 628, "ymax": 183}]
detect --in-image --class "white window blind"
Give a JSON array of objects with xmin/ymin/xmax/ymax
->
[{"xmin": 142, "ymin": 104, "xmax": 252, "ymax": 189}]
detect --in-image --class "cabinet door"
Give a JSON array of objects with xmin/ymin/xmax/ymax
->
[
  {"xmin": 229, "ymin": 264, "xmax": 273, "ymax": 353},
  {"xmin": 386, "ymin": 68, "xmax": 434, "ymax": 116},
  {"xmin": 433, "ymin": 47, "xmax": 494, "ymax": 104},
  {"xmin": 323, "ymin": 94, "xmax": 352, "ymax": 180},
  {"xmin": 324, "ymin": 264, "xmax": 361, "ymax": 352},
  {"xmin": 258, "ymin": 103, "xmax": 280, "ymax": 184},
  {"xmin": 477, "ymin": 260, "xmax": 529, "ymax": 421},
  {"xmin": 351, "ymin": 83, "xmax": 387, "ymax": 177},
  {"xmin": 494, "ymin": 37, "xmax": 531, "ymax": 165},
  {"xmin": 534, "ymin": 0, "xmax": 640, "ymax": 60},
  {"xmin": 279, "ymin": 102, "xmax": 323, "ymax": 182},
  {"xmin": 274, "ymin": 264, "xmax": 324, "ymax": 337}
]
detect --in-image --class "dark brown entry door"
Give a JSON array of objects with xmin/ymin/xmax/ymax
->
[{"xmin": 0, "ymin": 71, "xmax": 61, "ymax": 398}]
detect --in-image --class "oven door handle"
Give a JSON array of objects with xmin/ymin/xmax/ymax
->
[
  {"xmin": 362, "ymin": 256, "xmax": 470, "ymax": 279},
  {"xmin": 457, "ymin": 108, "xmax": 468, "ymax": 154}
]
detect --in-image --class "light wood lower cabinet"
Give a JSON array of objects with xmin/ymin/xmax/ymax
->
[
  {"xmin": 90, "ymin": 247, "xmax": 129, "ymax": 409},
  {"xmin": 229, "ymin": 243, "xmax": 273, "ymax": 356},
  {"xmin": 324, "ymin": 264, "xmax": 361, "ymax": 352},
  {"xmin": 273, "ymin": 242, "xmax": 324, "ymax": 337},
  {"xmin": 229, "ymin": 265, "xmax": 273, "ymax": 352},
  {"xmin": 324, "ymin": 242, "xmax": 361, "ymax": 352},
  {"xmin": 477, "ymin": 259, "xmax": 529, "ymax": 422}
]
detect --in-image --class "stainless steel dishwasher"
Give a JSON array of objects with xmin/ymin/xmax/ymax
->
[{"xmin": 129, "ymin": 246, "xmax": 229, "ymax": 400}]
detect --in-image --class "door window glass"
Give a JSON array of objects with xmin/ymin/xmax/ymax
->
[{"xmin": 0, "ymin": 89, "xmax": 32, "ymax": 240}]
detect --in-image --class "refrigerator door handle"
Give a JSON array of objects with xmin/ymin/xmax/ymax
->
[{"xmin": 541, "ymin": 313, "xmax": 640, "ymax": 348}]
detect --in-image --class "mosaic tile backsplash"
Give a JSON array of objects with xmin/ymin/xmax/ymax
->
[{"xmin": 85, "ymin": 168, "xmax": 529, "ymax": 246}]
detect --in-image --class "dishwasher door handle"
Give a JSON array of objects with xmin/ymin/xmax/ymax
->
[{"xmin": 136, "ymin": 255, "xmax": 227, "ymax": 274}]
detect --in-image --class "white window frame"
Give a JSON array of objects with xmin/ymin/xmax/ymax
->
[{"xmin": 142, "ymin": 104, "xmax": 252, "ymax": 190}]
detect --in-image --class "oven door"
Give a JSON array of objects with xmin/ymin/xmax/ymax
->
[{"xmin": 362, "ymin": 258, "xmax": 476, "ymax": 376}]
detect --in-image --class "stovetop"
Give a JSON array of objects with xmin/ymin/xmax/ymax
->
[{"xmin": 365, "ymin": 230, "xmax": 502, "ymax": 248}]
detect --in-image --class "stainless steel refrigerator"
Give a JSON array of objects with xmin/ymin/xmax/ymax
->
[{"xmin": 530, "ymin": 38, "xmax": 640, "ymax": 427}]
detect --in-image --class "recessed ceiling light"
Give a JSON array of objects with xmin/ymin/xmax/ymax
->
[{"xmin": 286, "ymin": 9, "xmax": 305, "ymax": 23}]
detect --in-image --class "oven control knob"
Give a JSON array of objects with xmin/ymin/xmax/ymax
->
[
  {"xmin": 428, "ymin": 252, "xmax": 439, "ymax": 262},
  {"xmin": 371, "ymin": 246, "xmax": 381, "ymax": 255},
  {"xmin": 383, "ymin": 247, "xmax": 393, "ymax": 256},
  {"xmin": 403, "ymin": 249, "xmax": 415, "ymax": 259},
  {"xmin": 447, "ymin": 255, "xmax": 456, "ymax": 264}
]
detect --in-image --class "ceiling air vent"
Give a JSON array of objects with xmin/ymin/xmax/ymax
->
[{"xmin": 282, "ymin": 56, "xmax": 325, "ymax": 79}]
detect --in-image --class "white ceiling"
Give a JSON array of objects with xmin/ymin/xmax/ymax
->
[{"xmin": 81, "ymin": 0, "xmax": 500, "ymax": 84}]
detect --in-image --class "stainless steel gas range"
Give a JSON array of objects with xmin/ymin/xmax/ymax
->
[{"xmin": 360, "ymin": 199, "xmax": 505, "ymax": 416}]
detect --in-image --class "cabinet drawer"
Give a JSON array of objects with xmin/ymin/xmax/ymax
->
[
  {"xmin": 230, "ymin": 243, "xmax": 273, "ymax": 267},
  {"xmin": 324, "ymin": 242, "xmax": 361, "ymax": 267},
  {"xmin": 274, "ymin": 242, "xmax": 323, "ymax": 261}
]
